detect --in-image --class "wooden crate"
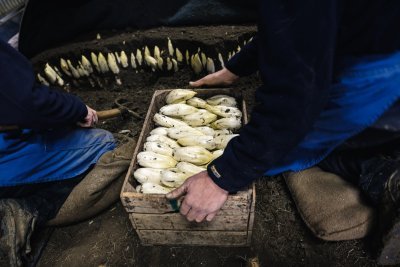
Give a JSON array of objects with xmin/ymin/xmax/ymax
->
[{"xmin": 120, "ymin": 88, "xmax": 255, "ymax": 246}]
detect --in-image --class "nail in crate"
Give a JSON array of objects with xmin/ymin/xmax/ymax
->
[{"xmin": 120, "ymin": 88, "xmax": 255, "ymax": 246}]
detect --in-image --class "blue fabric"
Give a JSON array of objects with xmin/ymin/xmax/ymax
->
[
  {"xmin": 0, "ymin": 13, "xmax": 21, "ymax": 43},
  {"xmin": 0, "ymin": 21, "xmax": 18, "ymax": 43},
  {"xmin": 266, "ymin": 52, "xmax": 400, "ymax": 175},
  {"xmin": 0, "ymin": 128, "xmax": 115, "ymax": 186}
]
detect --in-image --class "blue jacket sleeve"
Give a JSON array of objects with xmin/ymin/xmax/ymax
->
[
  {"xmin": 0, "ymin": 40, "xmax": 87, "ymax": 129},
  {"xmin": 225, "ymin": 36, "xmax": 259, "ymax": 76},
  {"xmin": 207, "ymin": 0, "xmax": 338, "ymax": 192}
]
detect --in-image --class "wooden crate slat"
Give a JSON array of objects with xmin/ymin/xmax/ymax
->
[
  {"xmin": 247, "ymin": 230, "xmax": 253, "ymax": 246},
  {"xmin": 137, "ymin": 230, "xmax": 248, "ymax": 246},
  {"xmin": 246, "ymin": 183, "xmax": 256, "ymax": 244},
  {"xmin": 122, "ymin": 194, "xmax": 251, "ymax": 215},
  {"xmin": 130, "ymin": 213, "xmax": 248, "ymax": 231}
]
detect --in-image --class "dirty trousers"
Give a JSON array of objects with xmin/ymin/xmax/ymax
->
[{"xmin": 0, "ymin": 139, "xmax": 134, "ymax": 266}]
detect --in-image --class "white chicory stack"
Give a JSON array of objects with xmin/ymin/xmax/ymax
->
[{"xmin": 135, "ymin": 89, "xmax": 242, "ymax": 194}]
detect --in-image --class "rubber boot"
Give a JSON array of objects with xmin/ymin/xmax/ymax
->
[
  {"xmin": 360, "ymin": 158, "xmax": 400, "ymax": 265},
  {"xmin": 0, "ymin": 199, "xmax": 38, "ymax": 267},
  {"xmin": 376, "ymin": 168, "xmax": 400, "ymax": 265}
]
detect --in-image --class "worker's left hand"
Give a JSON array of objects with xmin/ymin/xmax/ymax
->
[
  {"xmin": 189, "ymin": 67, "xmax": 239, "ymax": 88},
  {"xmin": 77, "ymin": 105, "xmax": 98, "ymax": 128},
  {"xmin": 166, "ymin": 171, "xmax": 228, "ymax": 222}
]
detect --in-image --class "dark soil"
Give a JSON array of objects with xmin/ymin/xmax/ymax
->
[{"xmin": 26, "ymin": 26, "xmax": 379, "ymax": 267}]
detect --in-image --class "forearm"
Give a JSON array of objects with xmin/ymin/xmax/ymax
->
[
  {"xmin": 0, "ymin": 39, "xmax": 87, "ymax": 128},
  {"xmin": 208, "ymin": 0, "xmax": 338, "ymax": 192},
  {"xmin": 29, "ymin": 85, "xmax": 88, "ymax": 128},
  {"xmin": 225, "ymin": 36, "xmax": 259, "ymax": 77}
]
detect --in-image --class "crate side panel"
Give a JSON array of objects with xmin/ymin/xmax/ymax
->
[
  {"xmin": 137, "ymin": 230, "xmax": 248, "ymax": 246},
  {"xmin": 121, "ymin": 88, "xmax": 161, "ymax": 200},
  {"xmin": 122, "ymin": 191, "xmax": 251, "ymax": 215},
  {"xmin": 246, "ymin": 183, "xmax": 256, "ymax": 244},
  {"xmin": 130, "ymin": 213, "xmax": 248, "ymax": 231}
]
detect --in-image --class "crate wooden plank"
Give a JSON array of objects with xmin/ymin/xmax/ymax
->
[
  {"xmin": 122, "ymin": 189, "xmax": 251, "ymax": 215},
  {"xmin": 130, "ymin": 213, "xmax": 248, "ymax": 231},
  {"xmin": 123, "ymin": 201, "xmax": 250, "ymax": 215},
  {"xmin": 138, "ymin": 230, "xmax": 248, "ymax": 246},
  {"xmin": 245, "ymin": 183, "xmax": 256, "ymax": 245},
  {"xmin": 248, "ymin": 184, "xmax": 257, "ymax": 226},
  {"xmin": 247, "ymin": 231, "xmax": 253, "ymax": 246}
]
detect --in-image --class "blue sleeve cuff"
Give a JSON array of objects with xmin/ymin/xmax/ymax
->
[{"xmin": 207, "ymin": 153, "xmax": 260, "ymax": 193}]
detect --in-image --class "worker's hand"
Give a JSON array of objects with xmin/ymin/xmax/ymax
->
[
  {"xmin": 166, "ymin": 171, "xmax": 229, "ymax": 222},
  {"xmin": 189, "ymin": 68, "xmax": 239, "ymax": 88},
  {"xmin": 77, "ymin": 105, "xmax": 98, "ymax": 128}
]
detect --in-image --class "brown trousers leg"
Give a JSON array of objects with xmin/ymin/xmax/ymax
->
[{"xmin": 47, "ymin": 139, "xmax": 136, "ymax": 226}]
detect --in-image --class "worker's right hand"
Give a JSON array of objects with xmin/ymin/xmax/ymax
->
[
  {"xmin": 189, "ymin": 67, "xmax": 239, "ymax": 88},
  {"xmin": 166, "ymin": 171, "xmax": 228, "ymax": 223},
  {"xmin": 77, "ymin": 105, "xmax": 98, "ymax": 128}
]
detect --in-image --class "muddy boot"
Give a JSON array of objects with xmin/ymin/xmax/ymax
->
[
  {"xmin": 360, "ymin": 158, "xmax": 400, "ymax": 265},
  {"xmin": 376, "ymin": 169, "xmax": 400, "ymax": 265},
  {"xmin": 0, "ymin": 199, "xmax": 39, "ymax": 267}
]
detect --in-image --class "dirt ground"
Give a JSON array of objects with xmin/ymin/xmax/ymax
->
[{"xmin": 23, "ymin": 26, "xmax": 383, "ymax": 267}]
